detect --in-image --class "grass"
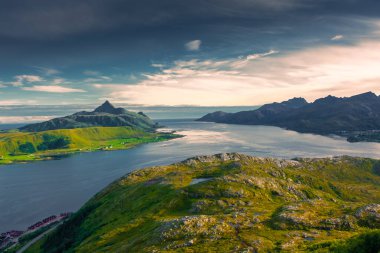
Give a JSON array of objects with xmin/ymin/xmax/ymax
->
[
  {"xmin": 24, "ymin": 153, "xmax": 380, "ymax": 252},
  {"xmin": 309, "ymin": 230, "xmax": 380, "ymax": 253},
  {"xmin": 0, "ymin": 127, "xmax": 179, "ymax": 165}
]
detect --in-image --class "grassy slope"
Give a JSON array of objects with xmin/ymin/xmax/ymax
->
[
  {"xmin": 25, "ymin": 153, "xmax": 380, "ymax": 252},
  {"xmin": 0, "ymin": 127, "xmax": 177, "ymax": 164}
]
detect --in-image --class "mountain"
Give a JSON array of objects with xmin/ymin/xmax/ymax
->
[
  {"xmin": 201, "ymin": 97, "xmax": 308, "ymax": 125},
  {"xmin": 93, "ymin": 100, "xmax": 128, "ymax": 114},
  {"xmin": 19, "ymin": 101, "xmax": 157, "ymax": 132},
  {"xmin": 0, "ymin": 101, "xmax": 180, "ymax": 164},
  {"xmin": 198, "ymin": 92, "xmax": 380, "ymax": 141},
  {"xmin": 26, "ymin": 153, "xmax": 380, "ymax": 252}
]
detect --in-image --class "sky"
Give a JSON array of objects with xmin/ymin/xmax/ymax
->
[{"xmin": 0, "ymin": 0, "xmax": 380, "ymax": 106}]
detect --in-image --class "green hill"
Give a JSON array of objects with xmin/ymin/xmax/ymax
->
[
  {"xmin": 26, "ymin": 153, "xmax": 380, "ymax": 252},
  {"xmin": 0, "ymin": 127, "xmax": 177, "ymax": 164},
  {"xmin": 19, "ymin": 101, "xmax": 157, "ymax": 132},
  {"xmin": 0, "ymin": 101, "xmax": 179, "ymax": 164}
]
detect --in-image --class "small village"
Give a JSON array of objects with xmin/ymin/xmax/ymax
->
[{"xmin": 0, "ymin": 212, "xmax": 72, "ymax": 250}]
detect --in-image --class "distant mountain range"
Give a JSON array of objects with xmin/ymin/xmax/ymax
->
[
  {"xmin": 20, "ymin": 101, "xmax": 157, "ymax": 132},
  {"xmin": 198, "ymin": 92, "xmax": 380, "ymax": 142}
]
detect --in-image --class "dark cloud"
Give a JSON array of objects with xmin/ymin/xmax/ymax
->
[
  {"xmin": 0, "ymin": 0, "xmax": 347, "ymax": 40},
  {"xmin": 0, "ymin": 0, "xmax": 379, "ymax": 77},
  {"xmin": 0, "ymin": 0, "xmax": 378, "ymax": 41}
]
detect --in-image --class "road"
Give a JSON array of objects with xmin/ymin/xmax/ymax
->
[{"xmin": 16, "ymin": 222, "xmax": 62, "ymax": 253}]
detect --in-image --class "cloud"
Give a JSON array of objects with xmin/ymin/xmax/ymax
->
[
  {"xmin": 185, "ymin": 40, "xmax": 202, "ymax": 51},
  {"xmin": 16, "ymin": 75, "xmax": 43, "ymax": 82},
  {"xmin": 0, "ymin": 116, "xmax": 55, "ymax": 124},
  {"xmin": 0, "ymin": 99, "xmax": 38, "ymax": 106},
  {"xmin": 11, "ymin": 75, "xmax": 43, "ymax": 86},
  {"xmin": 0, "ymin": 0, "xmax": 307, "ymax": 40},
  {"xmin": 84, "ymin": 76, "xmax": 112, "ymax": 83},
  {"xmin": 230, "ymin": 50, "xmax": 279, "ymax": 68},
  {"xmin": 22, "ymin": 85, "xmax": 86, "ymax": 93},
  {"xmin": 331, "ymin": 34, "xmax": 344, "ymax": 41},
  {"xmin": 51, "ymin": 78, "xmax": 66, "ymax": 85},
  {"xmin": 82, "ymin": 70, "xmax": 112, "ymax": 82},
  {"xmin": 94, "ymin": 36, "xmax": 380, "ymax": 106},
  {"xmin": 35, "ymin": 67, "xmax": 60, "ymax": 75},
  {"xmin": 83, "ymin": 70, "xmax": 100, "ymax": 76},
  {"xmin": 93, "ymin": 49, "xmax": 280, "ymax": 105},
  {"xmin": 93, "ymin": 83, "xmax": 129, "ymax": 89},
  {"xmin": 152, "ymin": 63, "xmax": 165, "ymax": 68}
]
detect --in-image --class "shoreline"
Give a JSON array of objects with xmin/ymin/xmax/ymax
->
[
  {"xmin": 198, "ymin": 120, "xmax": 380, "ymax": 144},
  {"xmin": 0, "ymin": 213, "xmax": 72, "ymax": 251},
  {"xmin": 0, "ymin": 131, "xmax": 182, "ymax": 166}
]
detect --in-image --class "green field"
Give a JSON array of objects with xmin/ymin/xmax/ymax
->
[
  {"xmin": 24, "ymin": 153, "xmax": 380, "ymax": 252},
  {"xmin": 0, "ymin": 127, "xmax": 179, "ymax": 164}
]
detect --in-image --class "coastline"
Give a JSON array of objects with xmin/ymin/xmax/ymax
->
[
  {"xmin": 0, "ymin": 131, "xmax": 182, "ymax": 166},
  {"xmin": 0, "ymin": 213, "xmax": 71, "ymax": 252},
  {"xmin": 198, "ymin": 120, "xmax": 380, "ymax": 144}
]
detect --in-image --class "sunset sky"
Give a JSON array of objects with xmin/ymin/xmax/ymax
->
[{"xmin": 1, "ymin": 0, "xmax": 380, "ymax": 105}]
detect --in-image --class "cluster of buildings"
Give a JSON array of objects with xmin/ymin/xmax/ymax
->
[
  {"xmin": 0, "ymin": 212, "xmax": 72, "ymax": 249},
  {"xmin": 0, "ymin": 230, "xmax": 24, "ymax": 248}
]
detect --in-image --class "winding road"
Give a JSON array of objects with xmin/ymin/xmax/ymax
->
[{"xmin": 16, "ymin": 222, "xmax": 62, "ymax": 253}]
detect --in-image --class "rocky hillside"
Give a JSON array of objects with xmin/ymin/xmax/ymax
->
[
  {"xmin": 198, "ymin": 92, "xmax": 380, "ymax": 142},
  {"xmin": 27, "ymin": 153, "xmax": 380, "ymax": 252},
  {"xmin": 20, "ymin": 101, "xmax": 157, "ymax": 132}
]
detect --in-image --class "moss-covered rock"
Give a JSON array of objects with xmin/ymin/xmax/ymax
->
[{"xmin": 355, "ymin": 204, "xmax": 380, "ymax": 228}]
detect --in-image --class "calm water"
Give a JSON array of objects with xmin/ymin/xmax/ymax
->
[{"xmin": 1, "ymin": 119, "xmax": 380, "ymax": 232}]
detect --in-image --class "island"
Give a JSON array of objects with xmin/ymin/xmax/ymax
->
[
  {"xmin": 21, "ymin": 153, "xmax": 380, "ymax": 252},
  {"xmin": 0, "ymin": 101, "xmax": 179, "ymax": 164},
  {"xmin": 198, "ymin": 92, "xmax": 380, "ymax": 143}
]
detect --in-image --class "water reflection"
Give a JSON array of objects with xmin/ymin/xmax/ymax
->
[{"xmin": 0, "ymin": 120, "xmax": 379, "ymax": 232}]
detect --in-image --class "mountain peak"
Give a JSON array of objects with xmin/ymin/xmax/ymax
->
[
  {"xmin": 349, "ymin": 91, "xmax": 378, "ymax": 102},
  {"xmin": 283, "ymin": 97, "xmax": 308, "ymax": 108},
  {"xmin": 314, "ymin": 94, "xmax": 339, "ymax": 105},
  {"xmin": 103, "ymin": 100, "xmax": 113, "ymax": 106},
  {"xmin": 94, "ymin": 101, "xmax": 126, "ymax": 114},
  {"xmin": 97, "ymin": 100, "xmax": 114, "ymax": 109}
]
